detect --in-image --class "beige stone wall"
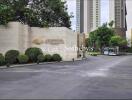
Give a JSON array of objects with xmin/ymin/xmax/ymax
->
[
  {"xmin": 0, "ymin": 22, "xmax": 30, "ymax": 54},
  {"xmin": 31, "ymin": 27, "xmax": 77, "ymax": 61},
  {"xmin": 0, "ymin": 22, "xmax": 77, "ymax": 61}
]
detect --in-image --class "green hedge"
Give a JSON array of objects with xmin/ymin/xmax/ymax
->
[
  {"xmin": 25, "ymin": 47, "xmax": 43, "ymax": 62},
  {"xmin": 126, "ymin": 47, "xmax": 132, "ymax": 53},
  {"xmin": 17, "ymin": 55, "xmax": 29, "ymax": 64},
  {"xmin": 0, "ymin": 53, "xmax": 5, "ymax": 66},
  {"xmin": 5, "ymin": 50, "xmax": 19, "ymax": 64},
  {"xmin": 52, "ymin": 54, "xmax": 62, "ymax": 62},
  {"xmin": 37, "ymin": 54, "xmax": 45, "ymax": 62},
  {"xmin": 90, "ymin": 54, "xmax": 98, "ymax": 56},
  {"xmin": 44, "ymin": 54, "xmax": 52, "ymax": 62},
  {"xmin": 0, "ymin": 47, "xmax": 63, "ymax": 66}
]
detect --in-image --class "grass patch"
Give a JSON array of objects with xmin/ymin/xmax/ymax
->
[{"xmin": 88, "ymin": 52, "xmax": 101, "ymax": 56}]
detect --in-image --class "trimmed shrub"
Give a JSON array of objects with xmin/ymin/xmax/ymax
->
[
  {"xmin": 89, "ymin": 52, "xmax": 100, "ymax": 56},
  {"xmin": 44, "ymin": 54, "xmax": 52, "ymax": 62},
  {"xmin": 0, "ymin": 53, "xmax": 5, "ymax": 66},
  {"xmin": 37, "ymin": 54, "xmax": 45, "ymax": 62},
  {"xmin": 5, "ymin": 50, "xmax": 19, "ymax": 64},
  {"xmin": 126, "ymin": 47, "xmax": 132, "ymax": 53},
  {"xmin": 17, "ymin": 55, "xmax": 29, "ymax": 64},
  {"xmin": 52, "ymin": 54, "xmax": 62, "ymax": 62},
  {"xmin": 90, "ymin": 53, "xmax": 98, "ymax": 56},
  {"xmin": 25, "ymin": 47, "xmax": 43, "ymax": 62}
]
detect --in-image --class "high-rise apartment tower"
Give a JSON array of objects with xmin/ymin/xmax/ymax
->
[
  {"xmin": 76, "ymin": 0, "xmax": 101, "ymax": 36},
  {"xmin": 109, "ymin": 0, "xmax": 127, "ymax": 38}
]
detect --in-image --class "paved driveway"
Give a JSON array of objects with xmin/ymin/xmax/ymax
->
[{"xmin": 0, "ymin": 55, "xmax": 132, "ymax": 99}]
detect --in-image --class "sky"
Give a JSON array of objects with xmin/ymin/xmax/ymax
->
[
  {"xmin": 126, "ymin": 0, "xmax": 132, "ymax": 41},
  {"xmin": 66, "ymin": 0, "xmax": 109, "ymax": 30},
  {"xmin": 66, "ymin": 0, "xmax": 76, "ymax": 31},
  {"xmin": 66, "ymin": 0, "xmax": 132, "ymax": 42}
]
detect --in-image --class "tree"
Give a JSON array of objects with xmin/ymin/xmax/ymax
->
[
  {"xmin": 109, "ymin": 35, "xmax": 127, "ymax": 47},
  {"xmin": 109, "ymin": 35, "xmax": 122, "ymax": 46},
  {"xmin": 108, "ymin": 20, "xmax": 114, "ymax": 28},
  {"xmin": 85, "ymin": 38, "xmax": 90, "ymax": 47},
  {"xmin": 89, "ymin": 31, "xmax": 97, "ymax": 48},
  {"xmin": 0, "ymin": 0, "xmax": 72, "ymax": 28},
  {"xmin": 0, "ymin": 4, "xmax": 14, "ymax": 25},
  {"xmin": 89, "ymin": 24, "xmax": 115, "ymax": 49},
  {"xmin": 29, "ymin": 0, "xmax": 72, "ymax": 27},
  {"xmin": 120, "ymin": 39, "xmax": 127, "ymax": 47},
  {"xmin": 0, "ymin": 0, "xmax": 32, "ymax": 25}
]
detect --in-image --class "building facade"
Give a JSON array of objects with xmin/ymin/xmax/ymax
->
[
  {"xmin": 76, "ymin": 0, "xmax": 101, "ymax": 36},
  {"xmin": 109, "ymin": 0, "xmax": 127, "ymax": 38}
]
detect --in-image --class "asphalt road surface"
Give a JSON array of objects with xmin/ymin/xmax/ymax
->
[{"xmin": 0, "ymin": 55, "xmax": 132, "ymax": 99}]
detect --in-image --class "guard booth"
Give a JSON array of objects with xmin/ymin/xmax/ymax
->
[{"xmin": 103, "ymin": 47, "xmax": 119, "ymax": 56}]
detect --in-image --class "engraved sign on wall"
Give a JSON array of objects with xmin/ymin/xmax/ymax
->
[{"xmin": 45, "ymin": 39, "xmax": 64, "ymax": 45}]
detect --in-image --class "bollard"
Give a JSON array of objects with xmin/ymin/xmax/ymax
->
[
  {"xmin": 72, "ymin": 58, "xmax": 75, "ymax": 62},
  {"xmin": 6, "ymin": 63, "xmax": 10, "ymax": 68},
  {"xmin": 37, "ymin": 60, "xmax": 39, "ymax": 64}
]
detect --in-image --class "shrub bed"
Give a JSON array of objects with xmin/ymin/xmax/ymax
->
[
  {"xmin": 90, "ymin": 53, "xmax": 98, "ymax": 56},
  {"xmin": 5, "ymin": 50, "xmax": 19, "ymax": 64},
  {"xmin": 0, "ymin": 53, "xmax": 5, "ymax": 66},
  {"xmin": 126, "ymin": 47, "xmax": 132, "ymax": 53},
  {"xmin": 37, "ymin": 54, "xmax": 45, "ymax": 62},
  {"xmin": 0, "ymin": 47, "xmax": 63, "ymax": 68},
  {"xmin": 25, "ymin": 47, "xmax": 43, "ymax": 62},
  {"xmin": 44, "ymin": 54, "xmax": 52, "ymax": 62},
  {"xmin": 17, "ymin": 54, "xmax": 29, "ymax": 64},
  {"xmin": 52, "ymin": 54, "xmax": 62, "ymax": 62}
]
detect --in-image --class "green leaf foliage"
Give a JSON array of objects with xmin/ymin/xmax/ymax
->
[
  {"xmin": 25, "ymin": 47, "xmax": 43, "ymax": 62},
  {"xmin": 44, "ymin": 54, "xmax": 52, "ymax": 62},
  {"xmin": 89, "ymin": 24, "xmax": 115, "ymax": 49},
  {"xmin": 0, "ymin": 0, "xmax": 72, "ymax": 27},
  {"xmin": 5, "ymin": 50, "xmax": 19, "ymax": 64},
  {"xmin": 37, "ymin": 54, "xmax": 45, "ymax": 62},
  {"xmin": 110, "ymin": 35, "xmax": 127, "ymax": 47},
  {"xmin": 52, "ymin": 54, "xmax": 62, "ymax": 62},
  {"xmin": 17, "ymin": 54, "xmax": 29, "ymax": 64},
  {"xmin": 0, "ymin": 53, "xmax": 5, "ymax": 66}
]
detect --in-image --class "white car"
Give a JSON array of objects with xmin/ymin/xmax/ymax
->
[
  {"xmin": 103, "ymin": 47, "xmax": 119, "ymax": 56},
  {"xmin": 108, "ymin": 48, "xmax": 119, "ymax": 56},
  {"xmin": 108, "ymin": 52, "xmax": 118, "ymax": 56},
  {"xmin": 103, "ymin": 47, "xmax": 109, "ymax": 55}
]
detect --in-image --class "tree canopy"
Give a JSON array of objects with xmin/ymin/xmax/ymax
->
[
  {"xmin": 0, "ymin": 0, "xmax": 72, "ymax": 28},
  {"xmin": 0, "ymin": 4, "xmax": 13, "ymax": 25},
  {"xmin": 89, "ymin": 23, "xmax": 115, "ymax": 49},
  {"xmin": 88, "ymin": 21, "xmax": 128, "ymax": 50},
  {"xmin": 109, "ymin": 35, "xmax": 127, "ymax": 47}
]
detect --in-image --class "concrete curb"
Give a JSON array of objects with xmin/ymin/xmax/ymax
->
[
  {"xmin": 126, "ymin": 53, "xmax": 132, "ymax": 55},
  {"xmin": 0, "ymin": 58, "xmax": 87, "ymax": 69}
]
